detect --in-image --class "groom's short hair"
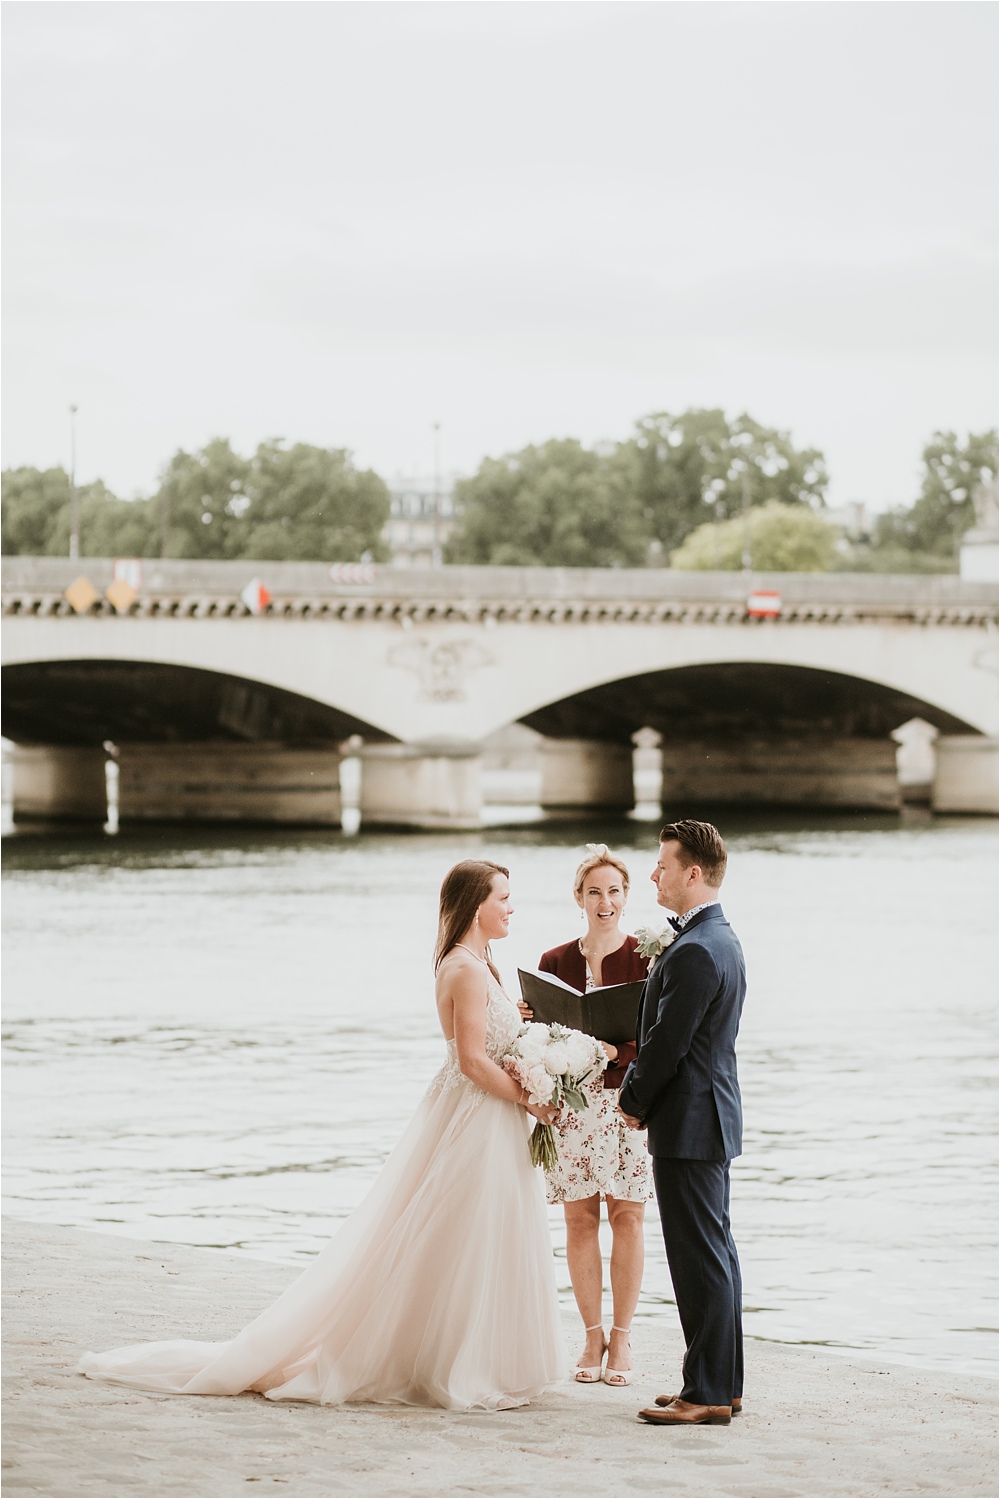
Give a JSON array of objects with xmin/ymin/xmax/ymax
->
[{"xmin": 659, "ymin": 820, "xmax": 727, "ymax": 887}]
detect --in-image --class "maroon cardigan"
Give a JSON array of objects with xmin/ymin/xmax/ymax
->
[{"xmin": 538, "ymin": 934, "xmax": 647, "ymax": 1090}]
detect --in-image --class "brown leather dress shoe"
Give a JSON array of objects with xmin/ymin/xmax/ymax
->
[
  {"xmin": 639, "ymin": 1398, "xmax": 732, "ymax": 1425},
  {"xmin": 655, "ymin": 1393, "xmax": 742, "ymax": 1414}
]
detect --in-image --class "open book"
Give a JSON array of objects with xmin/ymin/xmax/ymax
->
[{"xmin": 516, "ymin": 968, "xmax": 645, "ymax": 1045}]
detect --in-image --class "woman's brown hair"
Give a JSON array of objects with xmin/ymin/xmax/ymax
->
[{"xmin": 434, "ymin": 859, "xmax": 510, "ymax": 982}]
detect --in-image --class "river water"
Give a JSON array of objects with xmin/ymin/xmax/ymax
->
[{"xmin": 2, "ymin": 813, "xmax": 996, "ymax": 1378}]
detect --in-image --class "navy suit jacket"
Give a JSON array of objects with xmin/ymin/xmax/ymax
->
[{"xmin": 618, "ymin": 905, "xmax": 746, "ymax": 1161}]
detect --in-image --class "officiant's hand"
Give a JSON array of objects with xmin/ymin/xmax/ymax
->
[
  {"xmin": 517, "ymin": 1000, "xmax": 533, "ymax": 1020},
  {"xmin": 600, "ymin": 1042, "xmax": 619, "ymax": 1062}
]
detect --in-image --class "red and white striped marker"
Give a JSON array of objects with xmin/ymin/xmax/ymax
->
[
  {"xmin": 329, "ymin": 563, "xmax": 376, "ymax": 585},
  {"xmin": 746, "ymin": 590, "xmax": 782, "ymax": 618},
  {"xmin": 240, "ymin": 578, "xmax": 271, "ymax": 614}
]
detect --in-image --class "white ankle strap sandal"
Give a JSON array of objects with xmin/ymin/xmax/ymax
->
[
  {"xmin": 574, "ymin": 1323, "xmax": 607, "ymax": 1384},
  {"xmin": 602, "ymin": 1325, "xmax": 634, "ymax": 1386}
]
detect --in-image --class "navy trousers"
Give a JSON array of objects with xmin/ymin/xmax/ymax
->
[{"xmin": 652, "ymin": 1157, "xmax": 743, "ymax": 1407}]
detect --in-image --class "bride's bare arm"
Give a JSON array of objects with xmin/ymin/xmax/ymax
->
[{"xmin": 442, "ymin": 962, "xmax": 556, "ymax": 1123}]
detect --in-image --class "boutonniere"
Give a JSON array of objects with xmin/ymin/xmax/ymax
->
[{"xmin": 633, "ymin": 924, "xmax": 676, "ymax": 971}]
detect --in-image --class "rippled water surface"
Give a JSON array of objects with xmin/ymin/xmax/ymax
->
[{"xmin": 3, "ymin": 814, "xmax": 996, "ymax": 1377}]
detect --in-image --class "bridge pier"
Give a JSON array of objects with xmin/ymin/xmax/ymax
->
[
  {"xmin": 932, "ymin": 736, "xmax": 999, "ymax": 815},
  {"xmin": 116, "ymin": 743, "xmax": 344, "ymax": 825},
  {"xmin": 8, "ymin": 744, "xmax": 109, "ymax": 823},
  {"xmin": 481, "ymin": 724, "xmax": 545, "ymax": 807},
  {"xmin": 660, "ymin": 737, "xmax": 901, "ymax": 811},
  {"xmin": 539, "ymin": 739, "xmax": 635, "ymax": 814},
  {"xmin": 359, "ymin": 741, "xmax": 482, "ymax": 829}
]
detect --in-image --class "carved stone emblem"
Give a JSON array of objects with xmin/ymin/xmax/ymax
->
[{"xmin": 388, "ymin": 637, "xmax": 494, "ymax": 701}]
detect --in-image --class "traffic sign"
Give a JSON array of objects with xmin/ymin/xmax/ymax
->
[
  {"xmin": 240, "ymin": 579, "xmax": 272, "ymax": 614},
  {"xmin": 746, "ymin": 590, "xmax": 782, "ymax": 618}
]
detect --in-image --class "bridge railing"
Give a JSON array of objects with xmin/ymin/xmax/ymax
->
[{"xmin": 2, "ymin": 557, "xmax": 997, "ymax": 625}]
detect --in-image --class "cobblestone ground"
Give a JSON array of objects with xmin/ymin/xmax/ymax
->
[{"xmin": 2, "ymin": 1219, "xmax": 996, "ymax": 1498}]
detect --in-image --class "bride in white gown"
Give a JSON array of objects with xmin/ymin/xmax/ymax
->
[{"xmin": 80, "ymin": 859, "xmax": 567, "ymax": 1410}]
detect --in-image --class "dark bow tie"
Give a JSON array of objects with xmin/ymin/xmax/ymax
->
[{"xmin": 668, "ymin": 915, "xmax": 685, "ymax": 933}]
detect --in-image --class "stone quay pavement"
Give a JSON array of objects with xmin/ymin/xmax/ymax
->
[{"xmin": 3, "ymin": 1219, "xmax": 996, "ymax": 1499}]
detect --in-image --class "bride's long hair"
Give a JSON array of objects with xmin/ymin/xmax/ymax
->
[{"xmin": 434, "ymin": 859, "xmax": 509, "ymax": 983}]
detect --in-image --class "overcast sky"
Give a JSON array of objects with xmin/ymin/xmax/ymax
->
[{"xmin": 3, "ymin": 1, "xmax": 997, "ymax": 510}]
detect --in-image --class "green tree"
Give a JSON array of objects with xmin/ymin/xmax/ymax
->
[
  {"xmin": 79, "ymin": 486, "xmax": 157, "ymax": 558},
  {"xmin": 445, "ymin": 439, "xmax": 649, "ymax": 567},
  {"xmin": 1, "ymin": 466, "xmax": 155, "ymax": 556},
  {"xmin": 3, "ymin": 440, "xmax": 392, "ymax": 563},
  {"xmin": 239, "ymin": 441, "xmax": 391, "ymax": 562},
  {"xmin": 1, "ymin": 466, "xmax": 73, "ymax": 553},
  {"xmin": 623, "ymin": 409, "xmax": 829, "ymax": 556},
  {"xmin": 671, "ymin": 499, "xmax": 839, "ymax": 572},
  {"xmin": 151, "ymin": 438, "xmax": 253, "ymax": 560},
  {"xmin": 833, "ymin": 541, "xmax": 958, "ymax": 574},
  {"xmin": 870, "ymin": 428, "xmax": 998, "ymax": 561}
]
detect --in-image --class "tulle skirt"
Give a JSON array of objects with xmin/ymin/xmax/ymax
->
[{"xmin": 79, "ymin": 1073, "xmax": 567, "ymax": 1409}]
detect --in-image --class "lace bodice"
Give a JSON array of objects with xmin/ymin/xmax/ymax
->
[{"xmin": 431, "ymin": 976, "xmax": 522, "ymax": 1096}]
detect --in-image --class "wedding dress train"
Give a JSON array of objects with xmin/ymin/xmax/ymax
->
[{"xmin": 79, "ymin": 980, "xmax": 567, "ymax": 1409}]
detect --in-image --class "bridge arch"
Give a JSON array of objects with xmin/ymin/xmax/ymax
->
[
  {"xmin": 1, "ymin": 659, "xmax": 396, "ymax": 827},
  {"xmin": 0, "ymin": 659, "xmax": 396, "ymax": 747},
  {"xmin": 516, "ymin": 660, "xmax": 981, "ymax": 743},
  {"xmin": 475, "ymin": 660, "xmax": 990, "ymax": 815}
]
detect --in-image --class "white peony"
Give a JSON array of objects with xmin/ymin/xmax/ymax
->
[
  {"xmin": 516, "ymin": 1024, "xmax": 550, "ymax": 1063},
  {"xmin": 564, "ymin": 1030, "xmax": 599, "ymax": 1075},
  {"xmin": 526, "ymin": 1063, "xmax": 556, "ymax": 1105},
  {"xmin": 541, "ymin": 1042, "xmax": 569, "ymax": 1077}
]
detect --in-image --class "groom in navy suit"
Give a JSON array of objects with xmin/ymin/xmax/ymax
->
[{"xmin": 618, "ymin": 820, "xmax": 746, "ymax": 1426}]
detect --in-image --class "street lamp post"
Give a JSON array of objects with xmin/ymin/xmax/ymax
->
[
  {"xmin": 161, "ymin": 484, "xmax": 171, "ymax": 559},
  {"xmin": 431, "ymin": 421, "xmax": 442, "ymax": 567},
  {"xmin": 68, "ymin": 404, "xmax": 80, "ymax": 560}
]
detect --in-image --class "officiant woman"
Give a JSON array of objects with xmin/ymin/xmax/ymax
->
[{"xmin": 536, "ymin": 844, "xmax": 651, "ymax": 1388}]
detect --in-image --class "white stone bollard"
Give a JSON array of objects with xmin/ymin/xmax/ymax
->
[
  {"xmin": 891, "ymin": 718, "xmax": 939, "ymax": 804},
  {"xmin": 631, "ymin": 727, "xmax": 663, "ymax": 821},
  {"xmin": 338, "ymin": 734, "xmax": 364, "ymax": 834}
]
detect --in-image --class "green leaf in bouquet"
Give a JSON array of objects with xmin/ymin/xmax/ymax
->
[{"xmin": 562, "ymin": 1084, "xmax": 588, "ymax": 1113}]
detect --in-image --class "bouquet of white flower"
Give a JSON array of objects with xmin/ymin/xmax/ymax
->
[
  {"xmin": 633, "ymin": 923, "xmax": 676, "ymax": 971},
  {"xmin": 503, "ymin": 1022, "xmax": 609, "ymax": 1170}
]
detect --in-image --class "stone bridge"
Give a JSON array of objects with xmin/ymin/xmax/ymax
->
[{"xmin": 2, "ymin": 557, "xmax": 997, "ymax": 826}]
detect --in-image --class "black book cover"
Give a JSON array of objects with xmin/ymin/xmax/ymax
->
[{"xmin": 517, "ymin": 969, "xmax": 645, "ymax": 1045}]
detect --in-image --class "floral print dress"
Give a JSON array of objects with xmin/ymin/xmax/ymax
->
[{"xmin": 545, "ymin": 962, "xmax": 653, "ymax": 1205}]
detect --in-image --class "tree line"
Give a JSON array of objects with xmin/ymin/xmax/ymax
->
[
  {"xmin": 2, "ymin": 415, "xmax": 996, "ymax": 572},
  {"xmin": 1, "ymin": 440, "xmax": 393, "ymax": 565}
]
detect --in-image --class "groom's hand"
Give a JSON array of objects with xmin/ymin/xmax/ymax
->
[{"xmin": 616, "ymin": 1103, "xmax": 643, "ymax": 1130}]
